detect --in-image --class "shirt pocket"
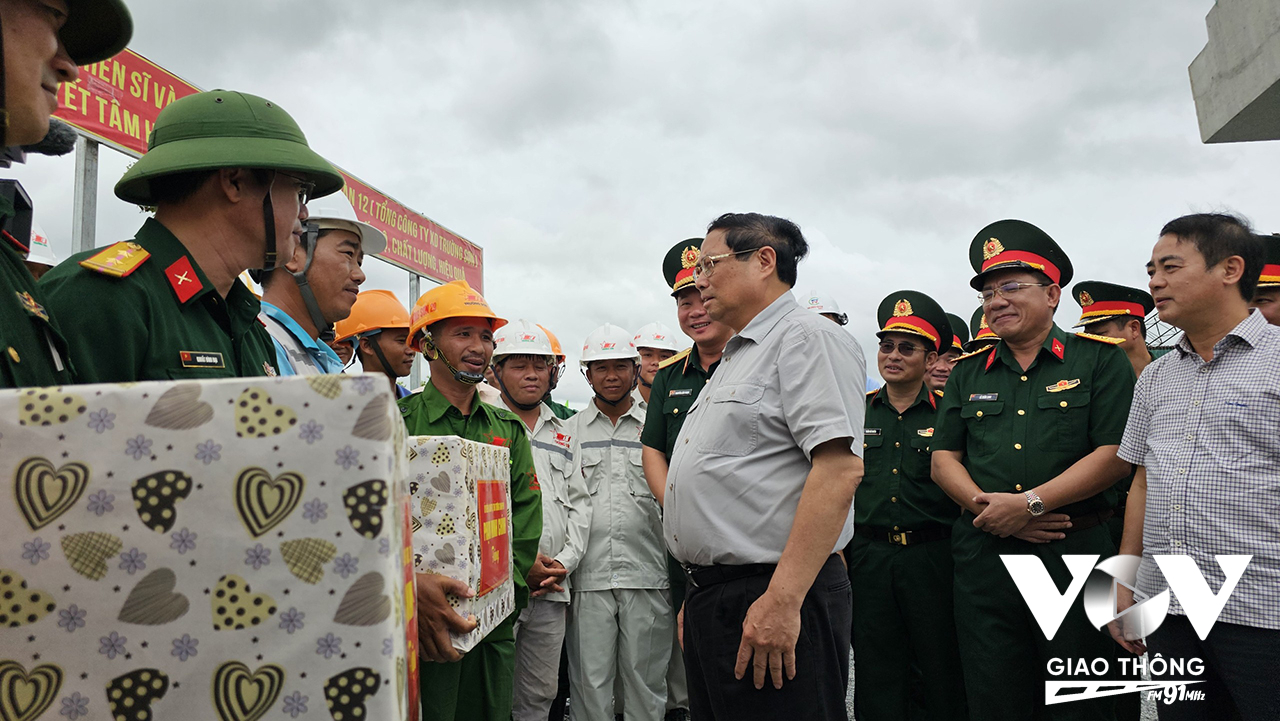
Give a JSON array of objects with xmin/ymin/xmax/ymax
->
[
  {"xmin": 862, "ymin": 433, "xmax": 885, "ymax": 476},
  {"xmin": 546, "ymin": 452, "xmax": 572, "ymax": 504},
  {"xmin": 906, "ymin": 435, "xmax": 933, "ymax": 480},
  {"xmin": 579, "ymin": 448, "xmax": 606, "ymax": 496},
  {"xmin": 1203, "ymin": 391, "xmax": 1280, "ymax": 467},
  {"xmin": 627, "ymin": 447, "xmax": 654, "ymax": 499},
  {"xmin": 960, "ymin": 401, "xmax": 1004, "ymax": 458},
  {"xmin": 696, "ymin": 382, "xmax": 766, "ymax": 457},
  {"xmin": 1035, "ymin": 390, "xmax": 1091, "ymax": 452}
]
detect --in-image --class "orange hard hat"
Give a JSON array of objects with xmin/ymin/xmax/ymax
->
[
  {"xmin": 334, "ymin": 290, "xmax": 411, "ymax": 342},
  {"xmin": 409, "ymin": 280, "xmax": 506, "ymax": 352},
  {"xmin": 537, "ymin": 323, "xmax": 565, "ymax": 359}
]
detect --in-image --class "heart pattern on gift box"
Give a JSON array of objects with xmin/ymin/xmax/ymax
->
[
  {"xmin": 0, "ymin": 569, "xmax": 56, "ymax": 628},
  {"xmin": 351, "ymin": 395, "xmax": 392, "ymax": 441},
  {"xmin": 212, "ymin": 661, "xmax": 284, "ymax": 721},
  {"xmin": 14, "ymin": 457, "xmax": 89, "ymax": 531},
  {"xmin": 235, "ymin": 467, "xmax": 305, "ymax": 538},
  {"xmin": 234, "ymin": 388, "xmax": 299, "ymax": 439},
  {"xmin": 280, "ymin": 537, "xmax": 337, "ymax": 585},
  {"xmin": 211, "ymin": 574, "xmax": 277, "ymax": 631},
  {"xmin": 16, "ymin": 388, "xmax": 86, "ymax": 426},
  {"xmin": 428, "ymin": 472, "xmax": 450, "ymax": 493},
  {"xmin": 436, "ymin": 513, "xmax": 456, "ymax": 536},
  {"xmin": 410, "ymin": 516, "xmax": 422, "ymax": 533},
  {"xmin": 118, "ymin": 567, "xmax": 189, "ymax": 625},
  {"xmin": 342, "ymin": 480, "xmax": 387, "ymax": 539},
  {"xmin": 324, "ymin": 667, "xmax": 381, "ymax": 721},
  {"xmin": 333, "ymin": 572, "xmax": 391, "ymax": 626},
  {"xmin": 61, "ymin": 532, "xmax": 123, "ymax": 581},
  {"xmin": 132, "ymin": 470, "xmax": 194, "ymax": 533},
  {"xmin": 0, "ymin": 660, "xmax": 62, "ymax": 721},
  {"xmin": 105, "ymin": 667, "xmax": 170, "ymax": 721},
  {"xmin": 144, "ymin": 383, "xmax": 213, "ymax": 429},
  {"xmin": 306, "ymin": 375, "xmax": 343, "ymax": 400},
  {"xmin": 419, "ymin": 497, "xmax": 436, "ymax": 517}
]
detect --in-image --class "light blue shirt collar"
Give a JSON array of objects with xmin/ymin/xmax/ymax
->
[{"xmin": 259, "ymin": 300, "xmax": 344, "ymax": 375}]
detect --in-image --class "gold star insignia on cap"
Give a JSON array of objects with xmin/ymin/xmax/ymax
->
[
  {"xmin": 893, "ymin": 299, "xmax": 913, "ymax": 317},
  {"xmin": 983, "ymin": 237, "xmax": 1005, "ymax": 261},
  {"xmin": 1079, "ymin": 290, "xmax": 1094, "ymax": 307},
  {"xmin": 681, "ymin": 247, "xmax": 699, "ymax": 268}
]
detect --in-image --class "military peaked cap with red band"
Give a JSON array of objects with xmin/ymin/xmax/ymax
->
[
  {"xmin": 1257, "ymin": 234, "xmax": 1280, "ymax": 289},
  {"xmin": 876, "ymin": 290, "xmax": 952, "ymax": 353},
  {"xmin": 1071, "ymin": 280, "xmax": 1154, "ymax": 328},
  {"xmin": 968, "ymin": 219, "xmax": 1074, "ymax": 291},
  {"xmin": 968, "ymin": 306, "xmax": 999, "ymax": 351},
  {"xmin": 663, "ymin": 238, "xmax": 704, "ymax": 296},
  {"xmin": 945, "ymin": 312, "xmax": 968, "ymax": 352}
]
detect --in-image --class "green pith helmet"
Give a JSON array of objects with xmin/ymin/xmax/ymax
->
[
  {"xmin": 945, "ymin": 312, "xmax": 968, "ymax": 352},
  {"xmin": 968, "ymin": 219, "xmax": 1074, "ymax": 291},
  {"xmin": 875, "ymin": 290, "xmax": 952, "ymax": 354},
  {"xmin": 663, "ymin": 238, "xmax": 703, "ymax": 297},
  {"xmin": 1071, "ymin": 280, "xmax": 1154, "ymax": 329},
  {"xmin": 115, "ymin": 90, "xmax": 343, "ymax": 206},
  {"xmin": 61, "ymin": 0, "xmax": 133, "ymax": 64},
  {"xmin": 968, "ymin": 306, "xmax": 998, "ymax": 351}
]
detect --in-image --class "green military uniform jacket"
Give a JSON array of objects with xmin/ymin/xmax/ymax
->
[
  {"xmin": 0, "ymin": 195, "xmax": 74, "ymax": 388},
  {"xmin": 640, "ymin": 345, "xmax": 715, "ymax": 460},
  {"xmin": 398, "ymin": 381, "xmax": 542, "ymax": 617},
  {"xmin": 859, "ymin": 385, "xmax": 958, "ymax": 530},
  {"xmin": 933, "ymin": 324, "xmax": 1135, "ymax": 515},
  {"xmin": 543, "ymin": 397, "xmax": 575, "ymax": 420},
  {"xmin": 39, "ymin": 218, "xmax": 278, "ymax": 383}
]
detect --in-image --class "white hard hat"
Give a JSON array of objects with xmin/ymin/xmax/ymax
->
[
  {"xmin": 305, "ymin": 192, "xmax": 388, "ymax": 255},
  {"xmin": 804, "ymin": 291, "xmax": 848, "ymax": 325},
  {"xmin": 493, "ymin": 319, "xmax": 555, "ymax": 360},
  {"xmin": 26, "ymin": 223, "xmax": 58, "ymax": 267},
  {"xmin": 580, "ymin": 323, "xmax": 640, "ymax": 366},
  {"xmin": 632, "ymin": 322, "xmax": 681, "ymax": 352}
]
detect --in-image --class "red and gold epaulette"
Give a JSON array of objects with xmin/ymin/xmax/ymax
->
[
  {"xmin": 1074, "ymin": 332, "xmax": 1125, "ymax": 345},
  {"xmin": 956, "ymin": 344, "xmax": 995, "ymax": 361},
  {"xmin": 658, "ymin": 347, "xmax": 691, "ymax": 370},
  {"xmin": 78, "ymin": 241, "xmax": 150, "ymax": 278},
  {"xmin": 933, "ymin": 389, "xmax": 945, "ymax": 398}
]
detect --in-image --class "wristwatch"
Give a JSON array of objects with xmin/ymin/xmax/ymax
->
[{"xmin": 1024, "ymin": 490, "xmax": 1045, "ymax": 517}]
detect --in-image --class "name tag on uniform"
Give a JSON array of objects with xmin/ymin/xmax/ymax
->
[
  {"xmin": 969, "ymin": 393, "xmax": 998, "ymax": 402},
  {"xmin": 669, "ymin": 388, "xmax": 692, "ymax": 397},
  {"xmin": 864, "ymin": 428, "xmax": 881, "ymax": 436},
  {"xmin": 180, "ymin": 350, "xmax": 225, "ymax": 369}
]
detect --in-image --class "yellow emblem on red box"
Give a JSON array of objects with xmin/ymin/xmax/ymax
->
[{"xmin": 983, "ymin": 237, "xmax": 1005, "ymax": 260}]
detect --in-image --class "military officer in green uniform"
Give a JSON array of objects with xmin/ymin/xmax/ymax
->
[
  {"xmin": 0, "ymin": 0, "xmax": 132, "ymax": 387},
  {"xmin": 966, "ymin": 306, "xmax": 999, "ymax": 352},
  {"xmin": 398, "ymin": 279, "xmax": 542, "ymax": 721},
  {"xmin": 926, "ymin": 311, "xmax": 969, "ymax": 394},
  {"xmin": 1072, "ymin": 281, "xmax": 1154, "ymax": 378},
  {"xmin": 932, "ymin": 220, "xmax": 1135, "ymax": 721},
  {"xmin": 639, "ymin": 238, "xmax": 735, "ymax": 721},
  {"xmin": 40, "ymin": 90, "xmax": 342, "ymax": 382},
  {"xmin": 846, "ymin": 290, "xmax": 967, "ymax": 721},
  {"xmin": 1249, "ymin": 233, "xmax": 1280, "ymax": 326}
]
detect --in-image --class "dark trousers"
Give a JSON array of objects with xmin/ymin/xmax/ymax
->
[
  {"xmin": 1144, "ymin": 614, "xmax": 1280, "ymax": 721},
  {"xmin": 846, "ymin": 534, "xmax": 967, "ymax": 721},
  {"xmin": 682, "ymin": 554, "xmax": 851, "ymax": 720}
]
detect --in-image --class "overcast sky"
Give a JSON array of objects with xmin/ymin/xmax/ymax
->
[{"xmin": 10, "ymin": 0, "xmax": 1278, "ymax": 406}]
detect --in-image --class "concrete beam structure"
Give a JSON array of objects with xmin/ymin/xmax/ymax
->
[{"xmin": 1190, "ymin": 0, "xmax": 1280, "ymax": 143}]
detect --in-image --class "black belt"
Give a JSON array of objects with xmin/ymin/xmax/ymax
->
[
  {"xmin": 855, "ymin": 524, "xmax": 951, "ymax": 546},
  {"xmin": 682, "ymin": 562, "xmax": 776, "ymax": 589},
  {"xmin": 1063, "ymin": 509, "xmax": 1113, "ymax": 534}
]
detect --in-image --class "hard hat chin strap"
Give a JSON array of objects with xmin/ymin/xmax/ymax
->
[
  {"xmin": 586, "ymin": 362, "xmax": 639, "ymax": 407},
  {"xmin": 422, "ymin": 333, "xmax": 484, "ymax": 385},
  {"xmin": 288, "ymin": 221, "xmax": 334, "ymax": 342},
  {"xmin": 261, "ymin": 171, "xmax": 278, "ymax": 271},
  {"xmin": 360, "ymin": 330, "xmax": 400, "ymax": 380}
]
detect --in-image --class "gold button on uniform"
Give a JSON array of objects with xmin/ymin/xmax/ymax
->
[
  {"xmin": 1014, "ymin": 443, "xmax": 1022, "ymax": 450},
  {"xmin": 976, "ymin": 411, "xmax": 984, "ymax": 418},
  {"xmin": 6, "ymin": 347, "xmax": 18, "ymax": 363},
  {"xmin": 1059, "ymin": 401, "xmax": 1067, "ymax": 408},
  {"xmin": 891, "ymin": 496, "xmax": 897, "ymax": 502},
  {"xmin": 892, "ymin": 469, "xmax": 899, "ymax": 475},
  {"xmin": 1020, "ymin": 375, "xmax": 1028, "ymax": 381},
  {"xmin": 1017, "ymin": 409, "xmax": 1025, "ymax": 416},
  {"xmin": 1015, "ymin": 484, "xmax": 1023, "ymax": 491},
  {"xmin": 894, "ymin": 441, "xmax": 901, "ymax": 448},
  {"xmin": 863, "ymin": 442, "xmax": 868, "ymax": 449}
]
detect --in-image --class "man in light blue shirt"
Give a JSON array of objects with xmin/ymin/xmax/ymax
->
[{"xmin": 257, "ymin": 209, "xmax": 385, "ymax": 375}]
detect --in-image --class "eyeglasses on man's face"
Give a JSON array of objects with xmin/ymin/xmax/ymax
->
[
  {"xmin": 979, "ymin": 281, "xmax": 1050, "ymax": 303},
  {"xmin": 878, "ymin": 340, "xmax": 926, "ymax": 357},
  {"xmin": 279, "ymin": 171, "xmax": 316, "ymax": 206},
  {"xmin": 692, "ymin": 247, "xmax": 761, "ymax": 280}
]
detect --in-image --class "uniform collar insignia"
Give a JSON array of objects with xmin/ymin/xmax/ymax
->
[
  {"xmin": 15, "ymin": 291, "xmax": 49, "ymax": 321},
  {"xmin": 165, "ymin": 256, "xmax": 203, "ymax": 303}
]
